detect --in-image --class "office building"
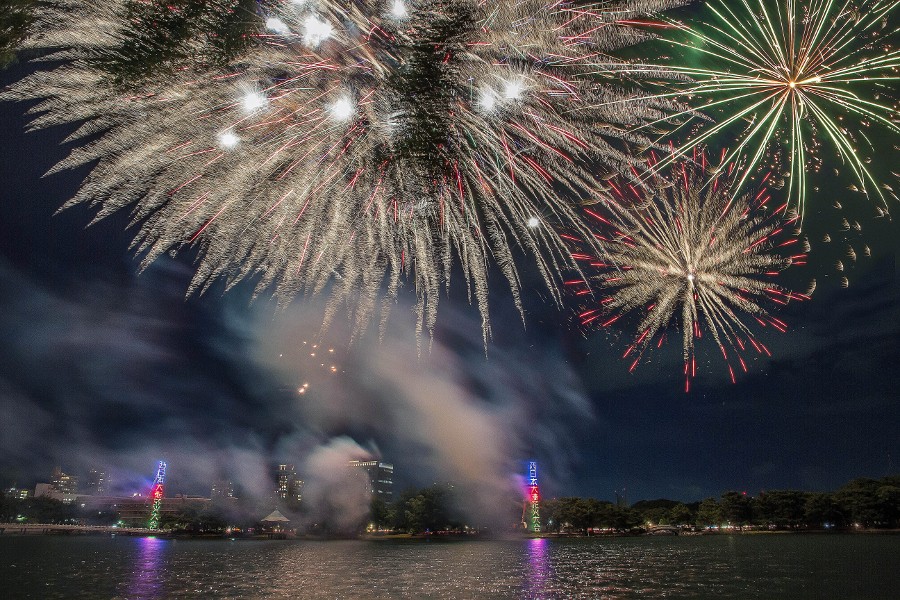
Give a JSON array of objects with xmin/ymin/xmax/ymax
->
[
  {"xmin": 211, "ymin": 480, "xmax": 235, "ymax": 500},
  {"xmin": 4, "ymin": 487, "xmax": 30, "ymax": 500},
  {"xmin": 86, "ymin": 469, "xmax": 109, "ymax": 496},
  {"xmin": 275, "ymin": 464, "xmax": 303, "ymax": 504},
  {"xmin": 51, "ymin": 467, "xmax": 78, "ymax": 496},
  {"xmin": 348, "ymin": 460, "xmax": 394, "ymax": 500}
]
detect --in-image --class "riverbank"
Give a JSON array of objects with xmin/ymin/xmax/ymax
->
[{"xmin": 5, "ymin": 523, "xmax": 899, "ymax": 541}]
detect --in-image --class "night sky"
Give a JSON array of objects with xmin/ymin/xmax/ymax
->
[{"xmin": 0, "ymin": 47, "xmax": 897, "ymax": 508}]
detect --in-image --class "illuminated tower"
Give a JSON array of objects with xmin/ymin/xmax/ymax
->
[
  {"xmin": 526, "ymin": 461, "xmax": 541, "ymax": 533},
  {"xmin": 147, "ymin": 461, "xmax": 167, "ymax": 530}
]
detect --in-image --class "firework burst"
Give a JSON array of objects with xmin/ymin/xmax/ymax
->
[
  {"xmin": 566, "ymin": 155, "xmax": 808, "ymax": 390},
  {"xmin": 2, "ymin": 0, "xmax": 686, "ymax": 341},
  {"xmin": 598, "ymin": 0, "xmax": 900, "ymax": 216}
]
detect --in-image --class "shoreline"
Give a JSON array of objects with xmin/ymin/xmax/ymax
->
[{"xmin": 2, "ymin": 527, "xmax": 898, "ymax": 540}]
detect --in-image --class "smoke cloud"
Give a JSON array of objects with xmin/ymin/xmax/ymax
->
[
  {"xmin": 0, "ymin": 253, "xmax": 593, "ymax": 526},
  {"xmin": 300, "ymin": 437, "xmax": 373, "ymax": 534},
  {"xmin": 255, "ymin": 296, "xmax": 594, "ymax": 526}
]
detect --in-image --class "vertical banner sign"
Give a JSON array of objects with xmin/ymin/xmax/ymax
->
[
  {"xmin": 528, "ymin": 461, "xmax": 541, "ymax": 533},
  {"xmin": 148, "ymin": 461, "xmax": 167, "ymax": 530}
]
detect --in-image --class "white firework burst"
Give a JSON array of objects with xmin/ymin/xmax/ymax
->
[
  {"xmin": 567, "ymin": 157, "xmax": 807, "ymax": 389},
  {"xmin": 2, "ymin": 0, "xmax": 687, "ymax": 341}
]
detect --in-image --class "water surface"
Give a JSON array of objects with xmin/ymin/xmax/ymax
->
[{"xmin": 1, "ymin": 533, "xmax": 897, "ymax": 599}]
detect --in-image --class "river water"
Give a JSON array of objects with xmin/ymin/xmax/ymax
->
[{"xmin": 1, "ymin": 534, "xmax": 898, "ymax": 599}]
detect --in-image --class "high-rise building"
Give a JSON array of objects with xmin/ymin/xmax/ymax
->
[
  {"xmin": 275, "ymin": 463, "xmax": 292, "ymax": 500},
  {"xmin": 34, "ymin": 467, "xmax": 79, "ymax": 504},
  {"xmin": 86, "ymin": 469, "xmax": 109, "ymax": 496},
  {"xmin": 348, "ymin": 460, "xmax": 394, "ymax": 500},
  {"xmin": 211, "ymin": 480, "xmax": 235, "ymax": 500},
  {"xmin": 274, "ymin": 464, "xmax": 303, "ymax": 504},
  {"xmin": 51, "ymin": 467, "xmax": 78, "ymax": 496}
]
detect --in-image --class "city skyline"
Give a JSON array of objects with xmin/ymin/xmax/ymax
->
[{"xmin": 11, "ymin": 457, "xmax": 397, "ymax": 503}]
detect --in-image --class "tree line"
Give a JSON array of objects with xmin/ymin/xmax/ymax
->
[
  {"xmin": 542, "ymin": 475, "xmax": 900, "ymax": 534},
  {"xmin": 368, "ymin": 485, "xmax": 466, "ymax": 534},
  {"xmin": 366, "ymin": 475, "xmax": 900, "ymax": 534}
]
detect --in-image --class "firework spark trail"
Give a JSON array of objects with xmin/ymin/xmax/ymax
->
[
  {"xmin": 2, "ymin": 0, "xmax": 687, "ymax": 342},
  {"xmin": 566, "ymin": 156, "xmax": 808, "ymax": 390},
  {"xmin": 592, "ymin": 0, "xmax": 900, "ymax": 217}
]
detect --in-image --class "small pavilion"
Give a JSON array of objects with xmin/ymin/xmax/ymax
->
[{"xmin": 260, "ymin": 509, "xmax": 291, "ymax": 533}]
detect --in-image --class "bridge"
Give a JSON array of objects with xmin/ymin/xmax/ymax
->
[{"xmin": 0, "ymin": 523, "xmax": 157, "ymax": 536}]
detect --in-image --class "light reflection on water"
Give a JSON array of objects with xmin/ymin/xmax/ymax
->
[
  {"xmin": 524, "ymin": 537, "xmax": 550, "ymax": 598},
  {"xmin": 127, "ymin": 537, "xmax": 166, "ymax": 600},
  {"xmin": 1, "ymin": 534, "xmax": 899, "ymax": 599}
]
